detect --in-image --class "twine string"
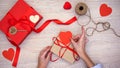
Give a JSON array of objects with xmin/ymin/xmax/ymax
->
[{"xmin": 77, "ymin": 8, "xmax": 120, "ymax": 37}]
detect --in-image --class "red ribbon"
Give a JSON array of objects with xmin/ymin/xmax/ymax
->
[
  {"xmin": 6, "ymin": 16, "xmax": 31, "ymax": 67},
  {"xmin": 50, "ymin": 37, "xmax": 79, "ymax": 62},
  {"xmin": 12, "ymin": 46, "xmax": 20, "ymax": 67},
  {"xmin": 33, "ymin": 16, "xmax": 77, "ymax": 33},
  {"xmin": 7, "ymin": 37, "xmax": 20, "ymax": 67}
]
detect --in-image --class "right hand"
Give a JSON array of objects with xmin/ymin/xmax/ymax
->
[
  {"xmin": 71, "ymin": 26, "xmax": 95, "ymax": 68},
  {"xmin": 71, "ymin": 26, "xmax": 87, "ymax": 59}
]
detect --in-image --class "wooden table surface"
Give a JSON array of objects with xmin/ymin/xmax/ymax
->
[{"xmin": 0, "ymin": 0, "xmax": 120, "ymax": 68}]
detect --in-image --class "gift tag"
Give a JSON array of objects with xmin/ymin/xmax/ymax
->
[
  {"xmin": 9, "ymin": 26, "xmax": 28, "ymax": 35},
  {"xmin": 9, "ymin": 26, "xmax": 17, "ymax": 35},
  {"xmin": 29, "ymin": 15, "xmax": 40, "ymax": 23}
]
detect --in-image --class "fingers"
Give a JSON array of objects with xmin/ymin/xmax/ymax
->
[
  {"xmin": 81, "ymin": 26, "xmax": 86, "ymax": 39},
  {"xmin": 46, "ymin": 51, "xmax": 52, "ymax": 61},
  {"xmin": 40, "ymin": 46, "xmax": 50, "ymax": 56},
  {"xmin": 71, "ymin": 39, "xmax": 78, "ymax": 48},
  {"xmin": 72, "ymin": 26, "xmax": 86, "ymax": 42},
  {"xmin": 73, "ymin": 34, "xmax": 81, "ymax": 42},
  {"xmin": 42, "ymin": 46, "xmax": 51, "ymax": 58},
  {"xmin": 86, "ymin": 38, "xmax": 89, "ymax": 43},
  {"xmin": 79, "ymin": 26, "xmax": 86, "ymax": 43},
  {"xmin": 73, "ymin": 34, "xmax": 81, "ymax": 39}
]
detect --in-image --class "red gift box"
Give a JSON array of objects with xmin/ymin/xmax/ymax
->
[{"xmin": 0, "ymin": 0, "xmax": 42, "ymax": 46}]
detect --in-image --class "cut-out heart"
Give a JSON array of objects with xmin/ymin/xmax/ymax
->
[
  {"xmin": 59, "ymin": 31, "xmax": 72, "ymax": 45},
  {"xmin": 63, "ymin": 1, "xmax": 72, "ymax": 10},
  {"xmin": 29, "ymin": 15, "xmax": 40, "ymax": 23},
  {"xmin": 100, "ymin": 4, "xmax": 112, "ymax": 16},
  {"xmin": 2, "ymin": 48, "xmax": 15, "ymax": 61}
]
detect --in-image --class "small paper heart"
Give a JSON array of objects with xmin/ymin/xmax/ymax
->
[
  {"xmin": 59, "ymin": 31, "xmax": 72, "ymax": 45},
  {"xmin": 2, "ymin": 48, "xmax": 15, "ymax": 61},
  {"xmin": 29, "ymin": 15, "xmax": 40, "ymax": 23},
  {"xmin": 63, "ymin": 1, "xmax": 72, "ymax": 10},
  {"xmin": 100, "ymin": 4, "xmax": 112, "ymax": 16}
]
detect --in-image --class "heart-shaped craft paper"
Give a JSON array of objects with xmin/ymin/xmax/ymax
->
[
  {"xmin": 100, "ymin": 4, "xmax": 112, "ymax": 16},
  {"xmin": 63, "ymin": 1, "xmax": 72, "ymax": 10},
  {"xmin": 29, "ymin": 15, "xmax": 40, "ymax": 23},
  {"xmin": 59, "ymin": 31, "xmax": 72, "ymax": 45},
  {"xmin": 2, "ymin": 48, "xmax": 15, "ymax": 61}
]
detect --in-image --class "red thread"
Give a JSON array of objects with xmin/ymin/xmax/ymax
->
[{"xmin": 50, "ymin": 37, "xmax": 79, "ymax": 62}]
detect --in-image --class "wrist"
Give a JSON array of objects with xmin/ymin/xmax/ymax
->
[
  {"xmin": 82, "ymin": 54, "xmax": 95, "ymax": 67},
  {"xmin": 38, "ymin": 66, "xmax": 46, "ymax": 68},
  {"xmin": 80, "ymin": 53, "xmax": 88, "ymax": 60},
  {"xmin": 78, "ymin": 51, "xmax": 87, "ymax": 59},
  {"xmin": 38, "ymin": 64, "xmax": 47, "ymax": 68}
]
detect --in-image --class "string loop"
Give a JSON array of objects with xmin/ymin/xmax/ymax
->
[{"xmin": 75, "ymin": 2, "xmax": 120, "ymax": 38}]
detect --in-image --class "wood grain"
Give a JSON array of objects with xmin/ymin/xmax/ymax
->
[{"xmin": 0, "ymin": 0, "xmax": 120, "ymax": 68}]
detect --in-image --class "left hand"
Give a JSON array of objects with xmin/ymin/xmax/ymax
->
[{"xmin": 38, "ymin": 46, "xmax": 52, "ymax": 68}]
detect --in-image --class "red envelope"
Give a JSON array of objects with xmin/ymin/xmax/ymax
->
[{"xmin": 0, "ymin": 0, "xmax": 42, "ymax": 46}]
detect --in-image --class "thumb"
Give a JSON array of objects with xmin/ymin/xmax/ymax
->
[
  {"xmin": 81, "ymin": 26, "xmax": 85, "ymax": 39},
  {"xmin": 71, "ymin": 39, "xmax": 78, "ymax": 48}
]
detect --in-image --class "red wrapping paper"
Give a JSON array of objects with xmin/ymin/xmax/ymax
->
[
  {"xmin": 0, "ymin": 0, "xmax": 42, "ymax": 46},
  {"xmin": 0, "ymin": 0, "xmax": 42, "ymax": 67}
]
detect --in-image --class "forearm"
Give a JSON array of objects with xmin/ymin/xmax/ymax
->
[
  {"xmin": 38, "ymin": 65, "xmax": 46, "ymax": 68},
  {"xmin": 37, "ymin": 62, "xmax": 47, "ymax": 68},
  {"xmin": 81, "ymin": 53, "xmax": 95, "ymax": 68}
]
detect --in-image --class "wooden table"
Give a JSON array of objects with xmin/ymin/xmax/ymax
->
[{"xmin": 0, "ymin": 0, "xmax": 120, "ymax": 68}]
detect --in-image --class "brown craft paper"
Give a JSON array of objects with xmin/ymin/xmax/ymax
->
[{"xmin": 51, "ymin": 34, "xmax": 78, "ymax": 63}]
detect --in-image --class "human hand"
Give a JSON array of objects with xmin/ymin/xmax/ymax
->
[
  {"xmin": 38, "ymin": 46, "xmax": 52, "ymax": 68},
  {"xmin": 71, "ymin": 26, "xmax": 95, "ymax": 67},
  {"xmin": 71, "ymin": 26, "xmax": 87, "ymax": 59}
]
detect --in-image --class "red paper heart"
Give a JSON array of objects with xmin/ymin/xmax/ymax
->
[
  {"xmin": 63, "ymin": 1, "xmax": 72, "ymax": 10},
  {"xmin": 100, "ymin": 4, "xmax": 112, "ymax": 16},
  {"xmin": 2, "ymin": 48, "xmax": 15, "ymax": 61},
  {"xmin": 59, "ymin": 31, "xmax": 72, "ymax": 45}
]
